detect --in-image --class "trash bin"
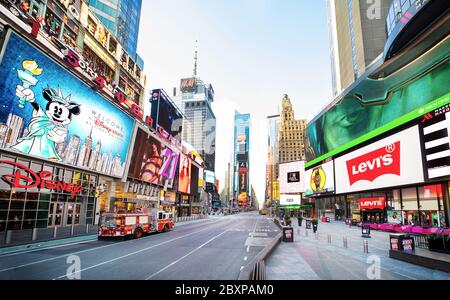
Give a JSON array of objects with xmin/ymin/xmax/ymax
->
[
  {"xmin": 282, "ymin": 226, "xmax": 294, "ymax": 243},
  {"xmin": 390, "ymin": 234, "xmax": 415, "ymax": 252}
]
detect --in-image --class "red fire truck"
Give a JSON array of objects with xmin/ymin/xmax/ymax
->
[{"xmin": 98, "ymin": 208, "xmax": 174, "ymax": 239}]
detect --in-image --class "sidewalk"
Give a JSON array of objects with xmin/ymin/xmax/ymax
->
[{"xmin": 265, "ymin": 218, "xmax": 450, "ymax": 280}]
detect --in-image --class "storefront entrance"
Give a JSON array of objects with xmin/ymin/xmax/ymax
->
[
  {"xmin": 362, "ymin": 210, "xmax": 385, "ymax": 224},
  {"xmin": 48, "ymin": 202, "xmax": 82, "ymax": 227}
]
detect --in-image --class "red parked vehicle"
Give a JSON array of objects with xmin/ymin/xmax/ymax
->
[{"xmin": 98, "ymin": 208, "xmax": 174, "ymax": 239}]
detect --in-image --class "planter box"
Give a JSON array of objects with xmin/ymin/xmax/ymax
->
[{"xmin": 428, "ymin": 236, "xmax": 450, "ymax": 254}]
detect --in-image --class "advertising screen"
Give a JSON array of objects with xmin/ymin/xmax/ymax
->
[
  {"xmin": 279, "ymin": 161, "xmax": 305, "ymax": 194},
  {"xmin": 306, "ymin": 54, "xmax": 450, "ymax": 167},
  {"xmin": 0, "ymin": 31, "xmax": 134, "ymax": 177},
  {"xmin": 190, "ymin": 164, "xmax": 199, "ymax": 196},
  {"xmin": 280, "ymin": 195, "xmax": 301, "ymax": 207},
  {"xmin": 335, "ymin": 126, "xmax": 424, "ymax": 194},
  {"xmin": 304, "ymin": 160, "xmax": 335, "ymax": 196},
  {"xmin": 150, "ymin": 89, "xmax": 183, "ymax": 142},
  {"xmin": 178, "ymin": 153, "xmax": 191, "ymax": 194},
  {"xmin": 419, "ymin": 102, "xmax": 450, "ymax": 180},
  {"xmin": 128, "ymin": 129, "xmax": 179, "ymax": 188}
]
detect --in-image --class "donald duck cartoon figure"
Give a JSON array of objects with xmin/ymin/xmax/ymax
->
[{"xmin": 13, "ymin": 61, "xmax": 81, "ymax": 161}]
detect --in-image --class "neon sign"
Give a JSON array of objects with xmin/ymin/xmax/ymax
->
[{"xmin": 0, "ymin": 160, "xmax": 83, "ymax": 199}]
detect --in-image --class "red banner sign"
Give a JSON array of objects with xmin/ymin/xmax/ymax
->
[
  {"xmin": 346, "ymin": 142, "xmax": 400, "ymax": 185},
  {"xmin": 358, "ymin": 198, "xmax": 386, "ymax": 210},
  {"xmin": 0, "ymin": 161, "xmax": 83, "ymax": 199}
]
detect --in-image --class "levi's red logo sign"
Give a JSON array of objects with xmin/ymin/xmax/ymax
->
[
  {"xmin": 346, "ymin": 142, "xmax": 400, "ymax": 186},
  {"xmin": 358, "ymin": 198, "xmax": 386, "ymax": 210}
]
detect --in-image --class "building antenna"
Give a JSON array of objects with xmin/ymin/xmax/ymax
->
[{"xmin": 193, "ymin": 40, "xmax": 198, "ymax": 77}]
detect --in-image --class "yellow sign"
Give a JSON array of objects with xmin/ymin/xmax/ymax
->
[{"xmin": 310, "ymin": 166, "xmax": 326, "ymax": 193}]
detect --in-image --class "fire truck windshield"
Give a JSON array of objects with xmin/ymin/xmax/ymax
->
[{"xmin": 101, "ymin": 216, "xmax": 119, "ymax": 228}]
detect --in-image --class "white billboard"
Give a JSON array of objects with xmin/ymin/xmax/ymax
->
[
  {"xmin": 279, "ymin": 161, "xmax": 306, "ymax": 194},
  {"xmin": 335, "ymin": 126, "xmax": 424, "ymax": 194},
  {"xmin": 304, "ymin": 160, "xmax": 335, "ymax": 196},
  {"xmin": 280, "ymin": 194, "xmax": 301, "ymax": 206}
]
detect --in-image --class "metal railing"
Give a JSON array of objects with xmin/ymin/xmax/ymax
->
[
  {"xmin": 413, "ymin": 234, "xmax": 429, "ymax": 249},
  {"xmin": 173, "ymin": 214, "xmax": 207, "ymax": 223}
]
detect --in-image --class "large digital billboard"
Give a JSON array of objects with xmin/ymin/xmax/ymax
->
[
  {"xmin": 279, "ymin": 161, "xmax": 305, "ymax": 194},
  {"xmin": 178, "ymin": 153, "xmax": 191, "ymax": 194},
  {"xmin": 304, "ymin": 160, "xmax": 335, "ymax": 196},
  {"xmin": 0, "ymin": 31, "xmax": 134, "ymax": 177},
  {"xmin": 419, "ymin": 102, "xmax": 450, "ymax": 180},
  {"xmin": 150, "ymin": 89, "xmax": 183, "ymax": 142},
  {"xmin": 128, "ymin": 128, "xmax": 179, "ymax": 188},
  {"xmin": 306, "ymin": 48, "xmax": 450, "ymax": 167},
  {"xmin": 335, "ymin": 126, "xmax": 424, "ymax": 194}
]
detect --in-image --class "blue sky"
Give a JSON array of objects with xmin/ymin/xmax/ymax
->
[{"xmin": 138, "ymin": 0, "xmax": 333, "ymax": 206}]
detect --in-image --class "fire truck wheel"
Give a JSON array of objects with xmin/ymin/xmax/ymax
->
[
  {"xmin": 134, "ymin": 228, "xmax": 144, "ymax": 239},
  {"xmin": 163, "ymin": 224, "xmax": 169, "ymax": 232}
]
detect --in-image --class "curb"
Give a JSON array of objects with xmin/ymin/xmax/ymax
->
[{"xmin": 0, "ymin": 234, "xmax": 97, "ymax": 256}]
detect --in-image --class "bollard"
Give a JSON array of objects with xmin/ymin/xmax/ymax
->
[
  {"xmin": 305, "ymin": 230, "xmax": 309, "ymax": 237},
  {"xmin": 71, "ymin": 225, "xmax": 74, "ymax": 236},
  {"xmin": 343, "ymin": 236, "xmax": 348, "ymax": 248},
  {"xmin": 53, "ymin": 226, "xmax": 58, "ymax": 239},
  {"xmin": 363, "ymin": 240, "xmax": 369, "ymax": 253},
  {"xmin": 86, "ymin": 224, "xmax": 90, "ymax": 234},
  {"xmin": 32, "ymin": 228, "xmax": 37, "ymax": 241},
  {"xmin": 297, "ymin": 227, "xmax": 300, "ymax": 235},
  {"xmin": 6, "ymin": 230, "xmax": 12, "ymax": 245},
  {"xmin": 327, "ymin": 234, "xmax": 331, "ymax": 244}
]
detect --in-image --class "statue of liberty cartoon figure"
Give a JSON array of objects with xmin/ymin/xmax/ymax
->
[{"xmin": 13, "ymin": 60, "xmax": 81, "ymax": 161}]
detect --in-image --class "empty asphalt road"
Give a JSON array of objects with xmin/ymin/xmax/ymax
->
[{"xmin": 0, "ymin": 212, "xmax": 280, "ymax": 280}]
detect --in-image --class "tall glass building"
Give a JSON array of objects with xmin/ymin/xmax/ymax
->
[
  {"xmin": 233, "ymin": 113, "xmax": 251, "ymax": 208},
  {"xmin": 89, "ymin": 0, "xmax": 143, "ymax": 61},
  {"xmin": 175, "ymin": 78, "xmax": 216, "ymax": 173}
]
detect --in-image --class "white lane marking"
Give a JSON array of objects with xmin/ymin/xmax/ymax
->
[
  {"xmin": 52, "ymin": 219, "xmax": 231, "ymax": 280},
  {"xmin": 0, "ymin": 219, "xmax": 225, "ymax": 273},
  {"xmin": 0, "ymin": 218, "xmax": 221, "ymax": 259},
  {"xmin": 240, "ymin": 266, "xmax": 244, "ymax": 271},
  {"xmin": 0, "ymin": 242, "xmax": 115, "ymax": 273},
  {"xmin": 145, "ymin": 228, "xmax": 232, "ymax": 280},
  {"xmin": 244, "ymin": 256, "xmax": 248, "ymax": 261},
  {"xmin": 246, "ymin": 246, "xmax": 250, "ymax": 253}
]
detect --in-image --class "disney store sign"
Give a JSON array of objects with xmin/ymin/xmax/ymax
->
[{"xmin": 0, "ymin": 160, "xmax": 83, "ymax": 199}]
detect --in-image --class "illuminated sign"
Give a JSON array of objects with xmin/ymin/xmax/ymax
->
[
  {"xmin": 335, "ymin": 126, "xmax": 424, "ymax": 194},
  {"xmin": 180, "ymin": 78, "xmax": 196, "ymax": 91},
  {"xmin": 0, "ymin": 160, "xmax": 82, "ymax": 199},
  {"xmin": 0, "ymin": 32, "xmax": 134, "ymax": 177}
]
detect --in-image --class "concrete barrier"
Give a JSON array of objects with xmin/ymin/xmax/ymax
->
[{"xmin": 238, "ymin": 232, "xmax": 282, "ymax": 280}]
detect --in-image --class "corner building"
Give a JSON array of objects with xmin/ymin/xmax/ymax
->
[{"xmin": 306, "ymin": 0, "xmax": 450, "ymax": 227}]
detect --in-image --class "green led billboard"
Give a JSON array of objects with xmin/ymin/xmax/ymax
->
[{"xmin": 306, "ymin": 38, "xmax": 450, "ymax": 168}]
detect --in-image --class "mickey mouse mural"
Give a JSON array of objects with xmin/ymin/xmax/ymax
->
[{"xmin": 13, "ymin": 60, "xmax": 81, "ymax": 161}]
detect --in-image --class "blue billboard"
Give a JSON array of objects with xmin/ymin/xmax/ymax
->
[{"xmin": 0, "ymin": 31, "xmax": 134, "ymax": 177}]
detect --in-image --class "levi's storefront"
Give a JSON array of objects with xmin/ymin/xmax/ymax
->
[{"xmin": 332, "ymin": 125, "xmax": 450, "ymax": 227}]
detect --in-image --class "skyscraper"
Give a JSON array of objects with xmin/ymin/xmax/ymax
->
[
  {"xmin": 327, "ymin": 0, "xmax": 390, "ymax": 96},
  {"xmin": 233, "ymin": 113, "xmax": 251, "ymax": 208},
  {"xmin": 174, "ymin": 44, "xmax": 216, "ymax": 173},
  {"xmin": 278, "ymin": 95, "xmax": 307, "ymax": 164},
  {"xmin": 89, "ymin": 0, "xmax": 143, "ymax": 61},
  {"xmin": 266, "ymin": 114, "xmax": 280, "ymax": 206}
]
